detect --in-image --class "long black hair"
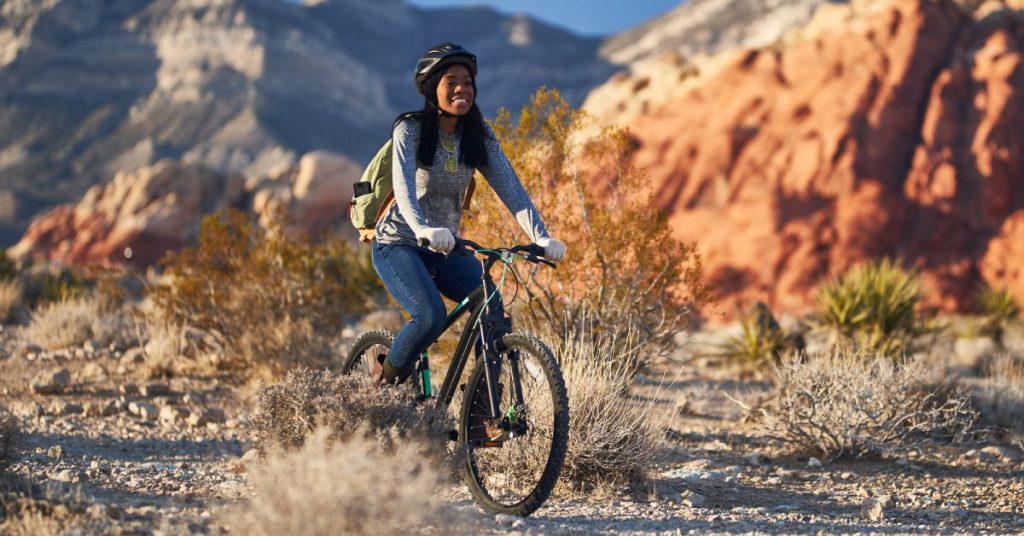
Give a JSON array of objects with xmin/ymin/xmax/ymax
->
[{"xmin": 394, "ymin": 69, "xmax": 490, "ymax": 170}]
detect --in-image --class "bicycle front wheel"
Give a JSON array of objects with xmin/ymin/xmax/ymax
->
[{"xmin": 459, "ymin": 332, "xmax": 569, "ymax": 516}]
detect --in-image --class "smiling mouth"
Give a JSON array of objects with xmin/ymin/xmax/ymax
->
[{"xmin": 452, "ymin": 97, "xmax": 470, "ymax": 105}]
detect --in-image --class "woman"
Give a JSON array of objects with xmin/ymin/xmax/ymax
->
[{"xmin": 371, "ymin": 42, "xmax": 566, "ymax": 384}]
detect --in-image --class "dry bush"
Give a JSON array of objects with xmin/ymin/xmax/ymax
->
[
  {"xmin": 766, "ymin": 352, "xmax": 978, "ymax": 459},
  {"xmin": 249, "ymin": 368, "xmax": 453, "ymax": 458},
  {"xmin": 0, "ymin": 280, "xmax": 21, "ymax": 323},
  {"xmin": 149, "ymin": 210, "xmax": 381, "ymax": 374},
  {"xmin": 463, "ymin": 88, "xmax": 707, "ymax": 373},
  {"xmin": 975, "ymin": 353, "xmax": 1024, "ymax": 435},
  {"xmin": 224, "ymin": 428, "xmax": 448, "ymax": 536},
  {"xmin": 549, "ymin": 324, "xmax": 662, "ymax": 494},
  {"xmin": 0, "ymin": 481, "xmax": 113, "ymax": 536},
  {"xmin": 22, "ymin": 294, "xmax": 125, "ymax": 351}
]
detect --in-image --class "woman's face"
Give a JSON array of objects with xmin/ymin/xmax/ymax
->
[{"xmin": 436, "ymin": 64, "xmax": 474, "ymax": 116}]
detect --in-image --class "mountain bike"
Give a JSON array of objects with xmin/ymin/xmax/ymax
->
[{"xmin": 342, "ymin": 238, "xmax": 569, "ymax": 517}]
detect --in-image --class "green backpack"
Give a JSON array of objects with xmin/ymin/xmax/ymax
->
[
  {"xmin": 349, "ymin": 139, "xmax": 396, "ymax": 244},
  {"xmin": 349, "ymin": 137, "xmax": 475, "ymax": 244}
]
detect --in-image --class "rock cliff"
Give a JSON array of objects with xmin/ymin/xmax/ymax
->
[
  {"xmin": 0, "ymin": 0, "xmax": 614, "ymax": 244},
  {"xmin": 588, "ymin": 0, "xmax": 1024, "ymax": 315}
]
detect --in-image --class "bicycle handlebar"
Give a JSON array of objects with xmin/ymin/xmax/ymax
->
[{"xmin": 417, "ymin": 237, "xmax": 556, "ymax": 268}]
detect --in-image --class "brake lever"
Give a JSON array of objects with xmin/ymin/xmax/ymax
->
[{"xmin": 523, "ymin": 253, "xmax": 557, "ymax": 268}]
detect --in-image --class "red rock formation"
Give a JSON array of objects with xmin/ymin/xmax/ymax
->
[
  {"xmin": 7, "ymin": 151, "xmax": 361, "ymax": 266},
  {"xmin": 607, "ymin": 0, "xmax": 1024, "ymax": 316},
  {"xmin": 8, "ymin": 160, "xmax": 246, "ymax": 266}
]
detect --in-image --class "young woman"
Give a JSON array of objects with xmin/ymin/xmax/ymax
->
[{"xmin": 371, "ymin": 42, "xmax": 566, "ymax": 384}]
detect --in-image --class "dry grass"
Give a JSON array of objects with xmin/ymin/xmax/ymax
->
[
  {"xmin": 249, "ymin": 368, "xmax": 453, "ymax": 460},
  {"xmin": 224, "ymin": 428, "xmax": 449, "ymax": 536},
  {"xmin": 0, "ymin": 279, "xmax": 22, "ymax": 323},
  {"xmin": 22, "ymin": 294, "xmax": 125, "ymax": 351},
  {"xmin": 975, "ymin": 353, "xmax": 1024, "ymax": 436},
  {"xmin": 548, "ymin": 323, "xmax": 662, "ymax": 494},
  {"xmin": 766, "ymin": 352, "xmax": 978, "ymax": 459}
]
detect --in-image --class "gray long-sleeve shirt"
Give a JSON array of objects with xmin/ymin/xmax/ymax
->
[{"xmin": 374, "ymin": 118, "xmax": 550, "ymax": 246}]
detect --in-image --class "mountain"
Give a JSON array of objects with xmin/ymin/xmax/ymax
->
[
  {"xmin": 0, "ymin": 0, "xmax": 615, "ymax": 245},
  {"xmin": 600, "ymin": 0, "xmax": 837, "ymax": 64},
  {"xmin": 586, "ymin": 0, "xmax": 1024, "ymax": 315}
]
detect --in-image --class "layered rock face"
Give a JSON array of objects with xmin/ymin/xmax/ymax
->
[
  {"xmin": 591, "ymin": 0, "xmax": 1024, "ymax": 314},
  {"xmin": 0, "ymin": 0, "xmax": 614, "ymax": 245},
  {"xmin": 8, "ymin": 152, "xmax": 361, "ymax": 266}
]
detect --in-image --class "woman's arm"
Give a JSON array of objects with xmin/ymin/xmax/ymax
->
[
  {"xmin": 479, "ymin": 124, "xmax": 550, "ymax": 243},
  {"xmin": 391, "ymin": 119, "xmax": 430, "ymax": 234}
]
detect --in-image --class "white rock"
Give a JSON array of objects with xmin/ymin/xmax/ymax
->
[
  {"xmin": 680, "ymin": 490, "xmax": 706, "ymax": 508},
  {"xmin": 807, "ymin": 457, "xmax": 823, "ymax": 468},
  {"xmin": 861, "ymin": 497, "xmax": 885, "ymax": 521}
]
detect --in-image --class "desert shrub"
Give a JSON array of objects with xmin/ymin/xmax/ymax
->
[
  {"xmin": 713, "ymin": 303, "xmax": 793, "ymax": 366},
  {"xmin": 546, "ymin": 323, "xmax": 662, "ymax": 494},
  {"xmin": 223, "ymin": 428, "xmax": 447, "ymax": 536},
  {"xmin": 766, "ymin": 351, "xmax": 978, "ymax": 459},
  {"xmin": 0, "ymin": 279, "xmax": 21, "ymax": 323},
  {"xmin": 816, "ymin": 258, "xmax": 935, "ymax": 356},
  {"xmin": 0, "ymin": 409, "xmax": 16, "ymax": 470},
  {"xmin": 463, "ymin": 88, "xmax": 707, "ymax": 373},
  {"xmin": 0, "ymin": 251, "xmax": 17, "ymax": 281},
  {"xmin": 149, "ymin": 210, "xmax": 382, "ymax": 373},
  {"xmin": 975, "ymin": 353, "xmax": 1024, "ymax": 435},
  {"xmin": 976, "ymin": 284, "xmax": 1020, "ymax": 347},
  {"xmin": 22, "ymin": 294, "xmax": 124, "ymax": 351},
  {"xmin": 0, "ymin": 478, "xmax": 112, "ymax": 536},
  {"xmin": 249, "ymin": 368, "xmax": 452, "ymax": 458}
]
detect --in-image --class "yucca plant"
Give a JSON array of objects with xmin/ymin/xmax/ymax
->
[
  {"xmin": 714, "ymin": 302, "xmax": 788, "ymax": 365},
  {"xmin": 977, "ymin": 284, "xmax": 1021, "ymax": 347},
  {"xmin": 816, "ymin": 258, "xmax": 934, "ymax": 357}
]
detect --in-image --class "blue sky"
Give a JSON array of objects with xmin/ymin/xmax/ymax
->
[{"xmin": 406, "ymin": 1, "xmax": 682, "ymax": 36}]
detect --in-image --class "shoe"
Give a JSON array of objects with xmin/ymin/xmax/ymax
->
[{"xmin": 371, "ymin": 353, "xmax": 400, "ymax": 386}]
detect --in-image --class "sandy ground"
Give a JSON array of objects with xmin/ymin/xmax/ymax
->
[{"xmin": 1, "ymin": 323, "xmax": 1023, "ymax": 535}]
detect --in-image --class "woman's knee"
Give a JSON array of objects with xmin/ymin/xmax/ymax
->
[{"xmin": 409, "ymin": 302, "xmax": 447, "ymax": 339}]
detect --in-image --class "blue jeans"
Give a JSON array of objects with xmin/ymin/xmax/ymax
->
[{"xmin": 371, "ymin": 242, "xmax": 490, "ymax": 377}]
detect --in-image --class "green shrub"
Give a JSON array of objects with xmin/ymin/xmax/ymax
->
[
  {"xmin": 713, "ymin": 302, "xmax": 790, "ymax": 366},
  {"xmin": 976, "ymin": 284, "xmax": 1020, "ymax": 347},
  {"xmin": 816, "ymin": 258, "xmax": 935, "ymax": 356},
  {"xmin": 149, "ymin": 210, "xmax": 381, "ymax": 374}
]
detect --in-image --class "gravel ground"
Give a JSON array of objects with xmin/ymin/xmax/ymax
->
[{"xmin": 1, "ymin": 324, "xmax": 1022, "ymax": 535}]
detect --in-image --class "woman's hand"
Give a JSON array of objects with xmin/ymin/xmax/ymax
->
[
  {"xmin": 536, "ymin": 237, "xmax": 566, "ymax": 262},
  {"xmin": 415, "ymin": 227, "xmax": 456, "ymax": 254}
]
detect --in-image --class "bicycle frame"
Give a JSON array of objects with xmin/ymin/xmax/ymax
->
[{"xmin": 418, "ymin": 248, "xmax": 520, "ymax": 421}]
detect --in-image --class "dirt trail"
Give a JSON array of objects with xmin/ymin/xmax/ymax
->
[{"xmin": 1, "ymin": 325, "xmax": 1023, "ymax": 534}]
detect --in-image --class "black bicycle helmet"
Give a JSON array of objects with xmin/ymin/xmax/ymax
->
[{"xmin": 414, "ymin": 42, "xmax": 478, "ymax": 96}]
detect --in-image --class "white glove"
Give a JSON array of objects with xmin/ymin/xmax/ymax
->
[
  {"xmin": 415, "ymin": 227, "xmax": 455, "ymax": 254},
  {"xmin": 536, "ymin": 237, "xmax": 566, "ymax": 263}
]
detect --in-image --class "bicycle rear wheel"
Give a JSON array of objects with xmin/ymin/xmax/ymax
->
[
  {"xmin": 459, "ymin": 332, "xmax": 569, "ymax": 516},
  {"xmin": 342, "ymin": 330, "xmax": 394, "ymax": 375}
]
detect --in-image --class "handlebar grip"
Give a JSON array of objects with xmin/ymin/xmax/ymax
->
[{"xmin": 418, "ymin": 237, "xmax": 430, "ymax": 248}]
